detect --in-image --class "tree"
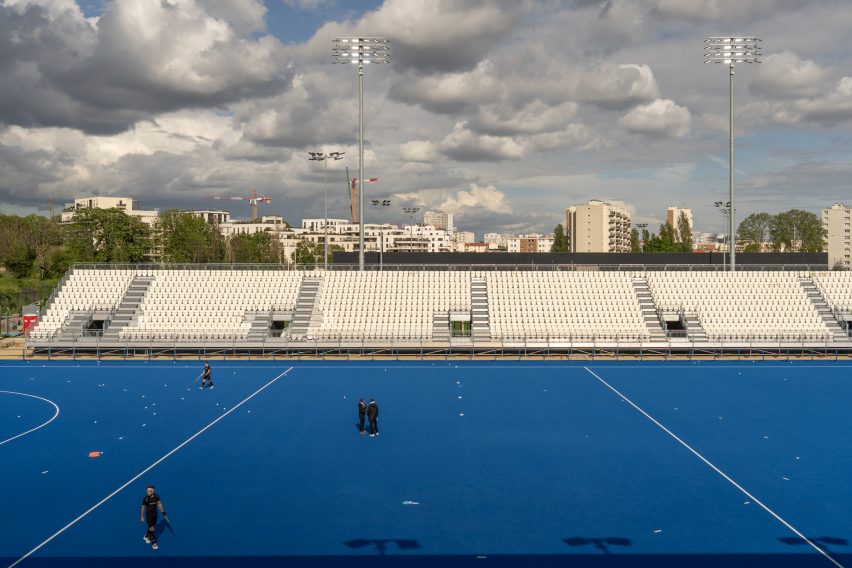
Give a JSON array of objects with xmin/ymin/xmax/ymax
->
[
  {"xmin": 769, "ymin": 209, "xmax": 825, "ymax": 252},
  {"xmin": 551, "ymin": 224, "xmax": 568, "ymax": 252},
  {"xmin": 292, "ymin": 241, "xmax": 318, "ymax": 265},
  {"xmin": 227, "ymin": 231, "xmax": 280, "ymax": 263},
  {"xmin": 2, "ymin": 244, "xmax": 36, "ymax": 278},
  {"xmin": 66, "ymin": 208, "xmax": 151, "ymax": 263},
  {"xmin": 157, "ymin": 209, "xmax": 220, "ymax": 263},
  {"xmin": 644, "ymin": 223, "xmax": 680, "ymax": 252},
  {"xmin": 738, "ymin": 212, "xmax": 772, "ymax": 252},
  {"xmin": 629, "ymin": 228, "xmax": 640, "ymax": 253},
  {"xmin": 676, "ymin": 211, "xmax": 694, "ymax": 253}
]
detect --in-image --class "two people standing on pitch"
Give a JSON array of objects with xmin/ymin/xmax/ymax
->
[
  {"xmin": 358, "ymin": 398, "xmax": 379, "ymax": 436},
  {"xmin": 141, "ymin": 485, "xmax": 166, "ymax": 550},
  {"xmin": 199, "ymin": 362, "xmax": 214, "ymax": 390}
]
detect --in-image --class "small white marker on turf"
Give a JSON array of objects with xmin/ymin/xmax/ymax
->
[
  {"xmin": 41, "ymin": 471, "xmax": 49, "ymax": 475},
  {"xmin": 654, "ymin": 529, "xmax": 662, "ymax": 534}
]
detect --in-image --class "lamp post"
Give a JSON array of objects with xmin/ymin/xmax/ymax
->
[
  {"xmin": 714, "ymin": 201, "xmax": 731, "ymax": 267},
  {"xmin": 403, "ymin": 207, "xmax": 421, "ymax": 254},
  {"xmin": 371, "ymin": 199, "xmax": 392, "ymax": 270},
  {"xmin": 635, "ymin": 223, "xmax": 648, "ymax": 253},
  {"xmin": 333, "ymin": 37, "xmax": 390, "ymax": 271},
  {"xmin": 705, "ymin": 36, "xmax": 761, "ymax": 272},
  {"xmin": 308, "ymin": 151, "xmax": 345, "ymax": 271}
]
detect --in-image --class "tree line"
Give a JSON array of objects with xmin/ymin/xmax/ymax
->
[
  {"xmin": 0, "ymin": 208, "xmax": 325, "ymax": 283},
  {"xmin": 736, "ymin": 210, "xmax": 824, "ymax": 252},
  {"xmin": 552, "ymin": 209, "xmax": 824, "ymax": 253}
]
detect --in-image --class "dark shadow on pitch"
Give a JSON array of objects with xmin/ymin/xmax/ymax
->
[
  {"xmin": 779, "ymin": 536, "xmax": 849, "ymax": 554},
  {"xmin": 10, "ymin": 553, "xmax": 852, "ymax": 567},
  {"xmin": 564, "ymin": 536, "xmax": 632, "ymax": 555},
  {"xmin": 344, "ymin": 538, "xmax": 421, "ymax": 556},
  {"xmin": 154, "ymin": 518, "xmax": 175, "ymax": 540}
]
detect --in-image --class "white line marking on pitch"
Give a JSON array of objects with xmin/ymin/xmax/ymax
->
[
  {"xmin": 1, "ymin": 362, "xmax": 851, "ymax": 370},
  {"xmin": 0, "ymin": 391, "xmax": 60, "ymax": 446},
  {"xmin": 583, "ymin": 366, "xmax": 844, "ymax": 568},
  {"xmin": 7, "ymin": 367, "xmax": 294, "ymax": 568}
]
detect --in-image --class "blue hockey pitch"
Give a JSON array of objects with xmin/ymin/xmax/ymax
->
[{"xmin": 2, "ymin": 360, "xmax": 851, "ymax": 567}]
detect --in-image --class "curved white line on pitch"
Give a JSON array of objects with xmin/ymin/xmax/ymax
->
[
  {"xmin": 0, "ymin": 390, "xmax": 61, "ymax": 446},
  {"xmin": 8, "ymin": 367, "xmax": 293, "ymax": 568}
]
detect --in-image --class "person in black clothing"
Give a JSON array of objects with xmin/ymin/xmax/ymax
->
[
  {"xmin": 367, "ymin": 399, "xmax": 379, "ymax": 437},
  {"xmin": 140, "ymin": 485, "xmax": 165, "ymax": 550},
  {"xmin": 358, "ymin": 399, "xmax": 367, "ymax": 435},
  {"xmin": 200, "ymin": 362, "xmax": 214, "ymax": 390}
]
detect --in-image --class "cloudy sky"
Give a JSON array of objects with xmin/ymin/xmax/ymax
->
[{"xmin": 1, "ymin": 0, "xmax": 851, "ymax": 237}]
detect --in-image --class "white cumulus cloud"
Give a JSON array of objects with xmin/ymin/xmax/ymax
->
[
  {"xmin": 439, "ymin": 183, "xmax": 512, "ymax": 215},
  {"xmin": 618, "ymin": 98, "xmax": 691, "ymax": 138}
]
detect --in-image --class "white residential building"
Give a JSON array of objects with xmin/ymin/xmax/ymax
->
[
  {"xmin": 192, "ymin": 210, "xmax": 231, "ymax": 225},
  {"xmin": 452, "ymin": 231, "xmax": 475, "ymax": 252},
  {"xmin": 483, "ymin": 233, "xmax": 508, "ymax": 250},
  {"xmin": 506, "ymin": 234, "xmax": 556, "ymax": 253},
  {"xmin": 424, "ymin": 211, "xmax": 454, "ymax": 232},
  {"xmin": 61, "ymin": 196, "xmax": 159, "ymax": 226},
  {"xmin": 823, "ymin": 203, "xmax": 851, "ymax": 269},
  {"xmin": 565, "ymin": 200, "xmax": 632, "ymax": 253}
]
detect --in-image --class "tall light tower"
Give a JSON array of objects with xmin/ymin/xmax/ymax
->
[
  {"xmin": 714, "ymin": 200, "xmax": 731, "ymax": 267},
  {"xmin": 403, "ymin": 206, "xmax": 421, "ymax": 253},
  {"xmin": 308, "ymin": 151, "xmax": 345, "ymax": 271},
  {"xmin": 371, "ymin": 199, "xmax": 392, "ymax": 270},
  {"xmin": 705, "ymin": 36, "xmax": 761, "ymax": 272},
  {"xmin": 635, "ymin": 223, "xmax": 648, "ymax": 253},
  {"xmin": 333, "ymin": 37, "xmax": 390, "ymax": 271}
]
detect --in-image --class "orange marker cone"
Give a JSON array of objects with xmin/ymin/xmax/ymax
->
[{"xmin": 88, "ymin": 451, "xmax": 103, "ymax": 458}]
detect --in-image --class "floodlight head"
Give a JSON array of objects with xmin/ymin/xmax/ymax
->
[
  {"xmin": 308, "ymin": 152, "xmax": 325, "ymax": 161},
  {"xmin": 371, "ymin": 200, "xmax": 379, "ymax": 206},
  {"xmin": 704, "ymin": 36, "xmax": 761, "ymax": 64},
  {"xmin": 333, "ymin": 37, "xmax": 390, "ymax": 65}
]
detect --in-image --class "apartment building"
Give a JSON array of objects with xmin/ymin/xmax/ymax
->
[
  {"xmin": 823, "ymin": 203, "xmax": 851, "ymax": 269},
  {"xmin": 565, "ymin": 200, "xmax": 632, "ymax": 252}
]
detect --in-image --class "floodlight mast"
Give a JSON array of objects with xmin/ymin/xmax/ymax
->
[
  {"xmin": 704, "ymin": 36, "xmax": 761, "ymax": 272},
  {"xmin": 308, "ymin": 151, "xmax": 345, "ymax": 271},
  {"xmin": 333, "ymin": 37, "xmax": 390, "ymax": 271}
]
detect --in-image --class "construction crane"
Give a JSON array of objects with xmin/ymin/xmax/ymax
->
[
  {"xmin": 204, "ymin": 189, "xmax": 271, "ymax": 221},
  {"xmin": 344, "ymin": 167, "xmax": 378, "ymax": 224}
]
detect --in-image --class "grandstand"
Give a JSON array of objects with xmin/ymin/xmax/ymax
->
[{"xmin": 26, "ymin": 265, "xmax": 852, "ymax": 356}]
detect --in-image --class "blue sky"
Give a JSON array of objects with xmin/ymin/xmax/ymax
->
[{"xmin": 0, "ymin": 0, "xmax": 851, "ymax": 237}]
